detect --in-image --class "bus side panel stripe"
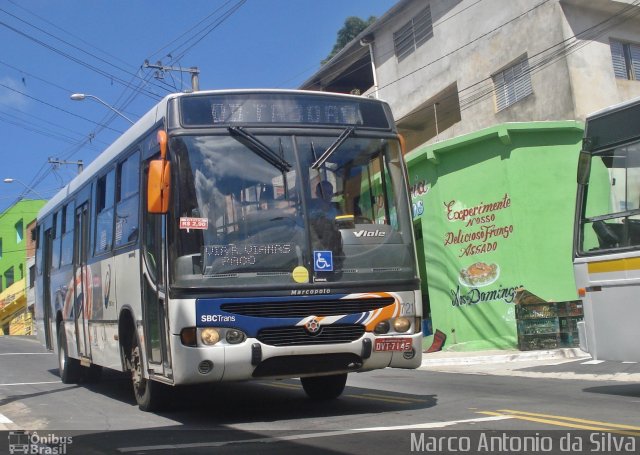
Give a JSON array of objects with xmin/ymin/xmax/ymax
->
[{"xmin": 587, "ymin": 257, "xmax": 640, "ymax": 274}]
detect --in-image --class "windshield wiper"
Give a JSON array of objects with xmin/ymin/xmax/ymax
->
[
  {"xmin": 311, "ymin": 126, "xmax": 355, "ymax": 170},
  {"xmin": 228, "ymin": 126, "xmax": 292, "ymax": 172}
]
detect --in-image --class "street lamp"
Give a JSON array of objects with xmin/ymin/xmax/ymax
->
[
  {"xmin": 3, "ymin": 178, "xmax": 46, "ymax": 199},
  {"xmin": 70, "ymin": 93, "xmax": 135, "ymax": 124}
]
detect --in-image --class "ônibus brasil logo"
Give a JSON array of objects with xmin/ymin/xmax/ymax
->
[{"xmin": 8, "ymin": 431, "xmax": 73, "ymax": 454}]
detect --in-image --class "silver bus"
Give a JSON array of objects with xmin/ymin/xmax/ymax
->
[
  {"xmin": 574, "ymin": 96, "xmax": 640, "ymax": 362},
  {"xmin": 35, "ymin": 90, "xmax": 422, "ymax": 411}
]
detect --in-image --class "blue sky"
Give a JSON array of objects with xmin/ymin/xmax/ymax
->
[{"xmin": 0, "ymin": 0, "xmax": 397, "ymax": 214}]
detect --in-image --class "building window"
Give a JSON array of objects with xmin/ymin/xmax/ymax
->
[
  {"xmin": 610, "ymin": 39, "xmax": 640, "ymax": 81},
  {"xmin": 4, "ymin": 267, "xmax": 14, "ymax": 288},
  {"xmin": 493, "ymin": 58, "xmax": 533, "ymax": 112},
  {"xmin": 393, "ymin": 6, "xmax": 433, "ymax": 61},
  {"xmin": 29, "ymin": 265, "xmax": 36, "ymax": 288},
  {"xmin": 15, "ymin": 219, "xmax": 24, "ymax": 243}
]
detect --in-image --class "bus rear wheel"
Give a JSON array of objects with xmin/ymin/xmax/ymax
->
[
  {"xmin": 301, "ymin": 373, "xmax": 347, "ymax": 400},
  {"xmin": 130, "ymin": 334, "xmax": 167, "ymax": 412},
  {"xmin": 57, "ymin": 328, "xmax": 81, "ymax": 384}
]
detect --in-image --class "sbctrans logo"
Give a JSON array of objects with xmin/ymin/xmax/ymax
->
[{"xmin": 8, "ymin": 431, "xmax": 73, "ymax": 454}]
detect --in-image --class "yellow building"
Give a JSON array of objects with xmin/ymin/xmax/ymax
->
[{"xmin": 0, "ymin": 278, "xmax": 31, "ymax": 335}]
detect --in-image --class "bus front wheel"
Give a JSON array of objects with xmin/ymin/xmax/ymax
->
[
  {"xmin": 301, "ymin": 373, "xmax": 347, "ymax": 400},
  {"xmin": 57, "ymin": 328, "xmax": 81, "ymax": 384},
  {"xmin": 130, "ymin": 334, "xmax": 167, "ymax": 412}
]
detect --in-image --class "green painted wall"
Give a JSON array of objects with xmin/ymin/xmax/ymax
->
[
  {"xmin": 407, "ymin": 122, "xmax": 584, "ymax": 351},
  {"xmin": 0, "ymin": 199, "xmax": 45, "ymax": 292}
]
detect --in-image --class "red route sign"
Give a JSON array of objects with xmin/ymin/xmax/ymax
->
[{"xmin": 179, "ymin": 217, "xmax": 208, "ymax": 230}]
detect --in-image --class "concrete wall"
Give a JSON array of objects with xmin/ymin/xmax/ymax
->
[
  {"xmin": 365, "ymin": 0, "xmax": 640, "ymax": 150},
  {"xmin": 560, "ymin": 0, "xmax": 640, "ymax": 117}
]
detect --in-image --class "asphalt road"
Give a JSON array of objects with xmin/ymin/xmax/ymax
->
[{"xmin": 0, "ymin": 336, "xmax": 638, "ymax": 455}]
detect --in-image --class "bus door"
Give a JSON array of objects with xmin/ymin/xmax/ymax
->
[
  {"xmin": 142, "ymin": 159, "xmax": 171, "ymax": 377},
  {"xmin": 42, "ymin": 227, "xmax": 54, "ymax": 350},
  {"xmin": 74, "ymin": 203, "xmax": 91, "ymax": 359}
]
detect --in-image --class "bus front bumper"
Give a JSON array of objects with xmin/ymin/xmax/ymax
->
[{"xmin": 169, "ymin": 332, "xmax": 422, "ymax": 385}]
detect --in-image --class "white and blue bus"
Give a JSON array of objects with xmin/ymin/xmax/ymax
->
[{"xmin": 35, "ymin": 90, "xmax": 422, "ymax": 411}]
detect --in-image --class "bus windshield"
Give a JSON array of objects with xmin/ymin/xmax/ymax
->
[
  {"xmin": 578, "ymin": 139, "xmax": 640, "ymax": 253},
  {"xmin": 170, "ymin": 132, "xmax": 415, "ymax": 288}
]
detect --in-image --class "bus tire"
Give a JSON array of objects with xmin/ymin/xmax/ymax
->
[
  {"xmin": 130, "ymin": 333, "xmax": 167, "ymax": 412},
  {"xmin": 57, "ymin": 328, "xmax": 81, "ymax": 384},
  {"xmin": 301, "ymin": 373, "xmax": 347, "ymax": 400}
]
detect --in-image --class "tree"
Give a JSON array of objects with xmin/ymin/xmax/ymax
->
[{"xmin": 322, "ymin": 16, "xmax": 377, "ymax": 65}]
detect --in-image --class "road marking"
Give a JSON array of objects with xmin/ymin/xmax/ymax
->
[
  {"xmin": 498, "ymin": 409, "xmax": 640, "ymax": 432},
  {"xmin": 0, "ymin": 352, "xmax": 52, "ymax": 356},
  {"xmin": 0, "ymin": 413, "xmax": 13, "ymax": 424},
  {"xmin": 0, "ymin": 381, "xmax": 61, "ymax": 387},
  {"xmin": 117, "ymin": 415, "xmax": 512, "ymax": 453},
  {"xmin": 581, "ymin": 359, "xmax": 605, "ymax": 365},
  {"xmin": 478, "ymin": 410, "xmax": 640, "ymax": 437}
]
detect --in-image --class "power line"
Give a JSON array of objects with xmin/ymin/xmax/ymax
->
[
  {"xmin": 0, "ymin": 105, "xmax": 110, "ymax": 147},
  {"xmin": 6, "ymin": 0, "xmax": 135, "ymax": 71},
  {"xmin": 0, "ymin": 16, "xmax": 165, "ymax": 100},
  {"xmin": 167, "ymin": 0, "xmax": 247, "ymax": 64},
  {"xmin": 147, "ymin": 0, "xmax": 239, "ymax": 61},
  {"xmin": 0, "ymin": 82, "xmax": 125, "ymax": 134},
  {"xmin": 0, "ymin": 6, "xmax": 171, "ymax": 98}
]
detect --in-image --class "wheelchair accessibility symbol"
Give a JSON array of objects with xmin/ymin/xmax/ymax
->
[{"xmin": 314, "ymin": 251, "xmax": 333, "ymax": 272}]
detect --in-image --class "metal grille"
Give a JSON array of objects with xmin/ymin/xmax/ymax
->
[
  {"xmin": 493, "ymin": 58, "xmax": 533, "ymax": 112},
  {"xmin": 221, "ymin": 297, "xmax": 395, "ymax": 318},
  {"xmin": 257, "ymin": 325, "xmax": 365, "ymax": 346},
  {"xmin": 393, "ymin": 6, "xmax": 433, "ymax": 61}
]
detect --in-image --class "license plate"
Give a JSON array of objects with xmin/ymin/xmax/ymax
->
[{"xmin": 374, "ymin": 337, "xmax": 412, "ymax": 352}]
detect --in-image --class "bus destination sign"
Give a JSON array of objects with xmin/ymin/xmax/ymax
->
[{"xmin": 180, "ymin": 93, "xmax": 390, "ymax": 128}]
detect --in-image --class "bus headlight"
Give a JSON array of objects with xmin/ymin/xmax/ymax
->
[
  {"xmin": 374, "ymin": 320, "xmax": 390, "ymax": 334},
  {"xmin": 392, "ymin": 317, "xmax": 411, "ymax": 333},
  {"xmin": 201, "ymin": 328, "xmax": 221, "ymax": 346},
  {"xmin": 225, "ymin": 329, "xmax": 246, "ymax": 344}
]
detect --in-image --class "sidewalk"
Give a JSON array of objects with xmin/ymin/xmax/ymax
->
[
  {"xmin": 421, "ymin": 347, "xmax": 587, "ymax": 366},
  {"xmin": 419, "ymin": 347, "xmax": 640, "ymax": 382}
]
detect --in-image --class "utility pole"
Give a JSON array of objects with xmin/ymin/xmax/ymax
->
[
  {"xmin": 49, "ymin": 158, "xmax": 83, "ymax": 174},
  {"xmin": 143, "ymin": 60, "xmax": 200, "ymax": 92}
]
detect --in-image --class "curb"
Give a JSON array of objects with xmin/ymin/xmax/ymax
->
[{"xmin": 420, "ymin": 348, "xmax": 589, "ymax": 367}]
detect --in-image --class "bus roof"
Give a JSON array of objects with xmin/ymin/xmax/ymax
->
[
  {"xmin": 586, "ymin": 95, "xmax": 640, "ymax": 121},
  {"xmin": 38, "ymin": 89, "xmax": 390, "ymax": 220},
  {"xmin": 584, "ymin": 96, "xmax": 640, "ymax": 153}
]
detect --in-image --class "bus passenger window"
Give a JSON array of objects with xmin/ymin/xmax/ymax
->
[
  {"xmin": 95, "ymin": 169, "xmax": 115, "ymax": 254},
  {"xmin": 51, "ymin": 211, "xmax": 61, "ymax": 270},
  {"xmin": 60, "ymin": 202, "xmax": 74, "ymax": 266},
  {"xmin": 115, "ymin": 151, "xmax": 140, "ymax": 247}
]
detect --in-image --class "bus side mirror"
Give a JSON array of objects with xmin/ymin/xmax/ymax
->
[
  {"xmin": 147, "ymin": 160, "xmax": 171, "ymax": 214},
  {"xmin": 577, "ymin": 151, "xmax": 591, "ymax": 185},
  {"xmin": 148, "ymin": 130, "xmax": 171, "ymax": 214}
]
